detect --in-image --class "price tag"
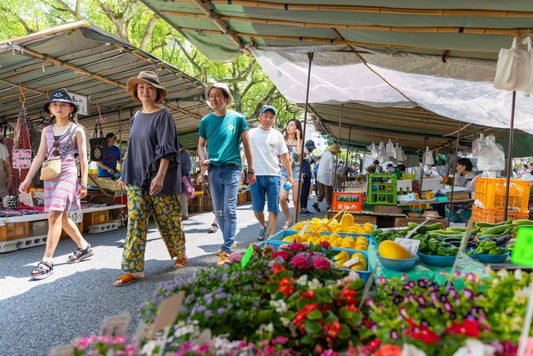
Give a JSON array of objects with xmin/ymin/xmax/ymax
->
[
  {"xmin": 100, "ymin": 311, "xmax": 131, "ymax": 337},
  {"xmin": 298, "ymin": 221, "xmax": 310, "ymax": 236},
  {"xmin": 67, "ymin": 210, "xmax": 83, "ymax": 224},
  {"xmin": 343, "ymin": 257, "xmax": 359, "ymax": 267},
  {"xmin": 395, "ymin": 238, "xmax": 420, "ymax": 258},
  {"xmin": 148, "ymin": 291, "xmax": 185, "ymax": 338}
]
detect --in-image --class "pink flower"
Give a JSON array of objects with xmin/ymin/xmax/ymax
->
[
  {"xmin": 228, "ymin": 252, "xmax": 243, "ymax": 263},
  {"xmin": 272, "ymin": 250, "xmax": 290, "ymax": 261},
  {"xmin": 284, "ymin": 242, "xmax": 308, "ymax": 252},
  {"xmin": 319, "ymin": 241, "xmax": 332, "ymax": 250},
  {"xmin": 313, "ymin": 257, "xmax": 332, "ymax": 270},
  {"xmin": 290, "ymin": 254, "xmax": 312, "ymax": 270}
]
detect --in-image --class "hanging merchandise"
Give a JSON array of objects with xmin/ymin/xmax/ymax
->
[
  {"xmin": 12, "ymin": 102, "xmax": 32, "ymax": 170},
  {"xmin": 377, "ymin": 141, "xmax": 386, "ymax": 163},
  {"xmin": 367, "ymin": 142, "xmax": 377, "ymax": 160},
  {"xmin": 394, "ymin": 143, "xmax": 406, "ymax": 162},
  {"xmin": 89, "ymin": 105, "xmax": 108, "ymax": 162},
  {"xmin": 385, "ymin": 139, "xmax": 395, "ymax": 159},
  {"xmin": 493, "ymin": 37, "xmax": 530, "ymax": 93},
  {"xmin": 476, "ymin": 134, "xmax": 505, "ymax": 172},
  {"xmin": 424, "ymin": 146, "xmax": 435, "ymax": 166}
]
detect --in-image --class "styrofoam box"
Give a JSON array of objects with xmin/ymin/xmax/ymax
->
[
  {"xmin": 420, "ymin": 177, "xmax": 442, "ymax": 191},
  {"xmin": 396, "ymin": 179, "xmax": 413, "ymax": 192}
]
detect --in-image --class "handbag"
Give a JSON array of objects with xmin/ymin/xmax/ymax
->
[
  {"xmin": 181, "ymin": 175, "xmax": 195, "ymax": 199},
  {"xmin": 89, "ymin": 122, "xmax": 108, "ymax": 162},
  {"xmin": 12, "ymin": 102, "xmax": 32, "ymax": 169},
  {"xmin": 40, "ymin": 157, "xmax": 62, "ymax": 180}
]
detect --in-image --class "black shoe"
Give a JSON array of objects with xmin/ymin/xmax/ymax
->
[{"xmin": 312, "ymin": 202, "xmax": 321, "ymax": 212}]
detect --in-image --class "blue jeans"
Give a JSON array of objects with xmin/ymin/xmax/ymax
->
[
  {"xmin": 251, "ymin": 175, "xmax": 280, "ymax": 213},
  {"xmin": 209, "ymin": 165, "xmax": 241, "ymax": 253}
]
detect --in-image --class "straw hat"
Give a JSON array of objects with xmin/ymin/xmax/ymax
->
[
  {"xmin": 329, "ymin": 144, "xmax": 339, "ymax": 153},
  {"xmin": 126, "ymin": 71, "xmax": 167, "ymax": 103},
  {"xmin": 43, "ymin": 90, "xmax": 78, "ymax": 114},
  {"xmin": 205, "ymin": 82, "xmax": 233, "ymax": 105}
]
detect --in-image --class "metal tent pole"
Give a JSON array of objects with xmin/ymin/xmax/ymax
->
[
  {"xmin": 293, "ymin": 52, "xmax": 313, "ymax": 225},
  {"xmin": 504, "ymin": 91, "xmax": 517, "ymax": 221}
]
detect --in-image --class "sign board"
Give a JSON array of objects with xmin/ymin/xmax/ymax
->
[
  {"xmin": 67, "ymin": 210, "xmax": 83, "ymax": 224},
  {"xmin": 69, "ymin": 92, "xmax": 88, "ymax": 116}
]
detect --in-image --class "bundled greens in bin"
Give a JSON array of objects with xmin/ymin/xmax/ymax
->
[{"xmin": 414, "ymin": 235, "xmax": 458, "ymax": 256}]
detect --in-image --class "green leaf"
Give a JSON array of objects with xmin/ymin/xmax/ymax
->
[
  {"xmin": 255, "ymin": 310, "xmax": 272, "ymax": 324},
  {"xmin": 300, "ymin": 335, "xmax": 315, "ymax": 345},
  {"xmin": 338, "ymin": 323, "xmax": 351, "ymax": 340},
  {"xmin": 339, "ymin": 307, "xmax": 353, "ymax": 320},
  {"xmin": 323, "ymin": 311, "xmax": 337, "ymax": 323},
  {"xmin": 304, "ymin": 320, "xmax": 323, "ymax": 335},
  {"xmin": 306, "ymin": 309, "xmax": 323, "ymax": 320},
  {"xmin": 264, "ymin": 282, "xmax": 279, "ymax": 294}
]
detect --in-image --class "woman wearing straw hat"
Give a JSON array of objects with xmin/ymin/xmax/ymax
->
[
  {"xmin": 114, "ymin": 71, "xmax": 185, "ymax": 287},
  {"xmin": 19, "ymin": 90, "xmax": 92, "ymax": 280}
]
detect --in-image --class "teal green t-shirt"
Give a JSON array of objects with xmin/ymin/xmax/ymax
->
[{"xmin": 198, "ymin": 110, "xmax": 249, "ymax": 169}]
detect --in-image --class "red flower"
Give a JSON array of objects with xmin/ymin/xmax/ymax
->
[
  {"xmin": 325, "ymin": 320, "xmax": 342, "ymax": 339},
  {"xmin": 313, "ymin": 257, "xmax": 332, "ymax": 270},
  {"xmin": 444, "ymin": 320, "xmax": 480, "ymax": 337},
  {"xmin": 278, "ymin": 277, "xmax": 295, "ymax": 298},
  {"xmin": 366, "ymin": 339, "xmax": 381, "ymax": 351},
  {"xmin": 319, "ymin": 241, "xmax": 332, "ymax": 250},
  {"xmin": 345, "ymin": 304, "xmax": 359, "ymax": 313},
  {"xmin": 339, "ymin": 288, "xmax": 357, "ymax": 304},
  {"xmin": 272, "ymin": 250, "xmax": 290, "ymax": 261},
  {"xmin": 373, "ymin": 344, "xmax": 402, "ymax": 356},
  {"xmin": 405, "ymin": 317, "xmax": 440, "ymax": 344},
  {"xmin": 319, "ymin": 302, "xmax": 331, "ymax": 314},
  {"xmin": 284, "ymin": 242, "xmax": 308, "ymax": 252},
  {"xmin": 290, "ymin": 254, "xmax": 312, "ymax": 270},
  {"xmin": 302, "ymin": 290, "xmax": 315, "ymax": 299},
  {"xmin": 272, "ymin": 264, "xmax": 286, "ymax": 275},
  {"xmin": 293, "ymin": 303, "xmax": 318, "ymax": 332}
]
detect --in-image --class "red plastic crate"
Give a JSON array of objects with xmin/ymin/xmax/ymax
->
[
  {"xmin": 471, "ymin": 206, "xmax": 529, "ymax": 224},
  {"xmin": 474, "ymin": 177, "xmax": 530, "ymax": 212},
  {"xmin": 332, "ymin": 192, "xmax": 363, "ymax": 211}
]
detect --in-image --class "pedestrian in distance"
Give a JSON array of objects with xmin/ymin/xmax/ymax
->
[
  {"xmin": 198, "ymin": 82, "xmax": 255, "ymax": 265},
  {"xmin": 279, "ymin": 118, "xmax": 303, "ymax": 229},
  {"xmin": 249, "ymin": 105, "xmax": 293, "ymax": 241},
  {"xmin": 178, "ymin": 142, "xmax": 192, "ymax": 220},
  {"xmin": 114, "ymin": 71, "xmax": 186, "ymax": 287},
  {"xmin": 313, "ymin": 143, "xmax": 339, "ymax": 212},
  {"xmin": 19, "ymin": 90, "xmax": 92, "ymax": 280},
  {"xmin": 96, "ymin": 132, "xmax": 121, "ymax": 179},
  {"xmin": 299, "ymin": 140, "xmax": 316, "ymax": 216}
]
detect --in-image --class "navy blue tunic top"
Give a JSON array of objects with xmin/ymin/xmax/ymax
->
[{"xmin": 121, "ymin": 109, "xmax": 181, "ymax": 195}]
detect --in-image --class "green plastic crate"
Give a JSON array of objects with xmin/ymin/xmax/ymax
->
[{"xmin": 367, "ymin": 173, "xmax": 397, "ymax": 205}]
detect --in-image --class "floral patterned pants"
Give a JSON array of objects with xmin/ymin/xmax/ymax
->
[{"xmin": 121, "ymin": 185, "xmax": 185, "ymax": 273}]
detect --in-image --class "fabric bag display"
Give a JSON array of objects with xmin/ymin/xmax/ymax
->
[
  {"xmin": 181, "ymin": 175, "xmax": 195, "ymax": 199},
  {"xmin": 40, "ymin": 157, "xmax": 61, "ymax": 180},
  {"xmin": 90, "ymin": 123, "xmax": 108, "ymax": 162},
  {"xmin": 494, "ymin": 37, "xmax": 531, "ymax": 92},
  {"xmin": 12, "ymin": 102, "xmax": 32, "ymax": 169},
  {"xmin": 424, "ymin": 147, "xmax": 435, "ymax": 166}
]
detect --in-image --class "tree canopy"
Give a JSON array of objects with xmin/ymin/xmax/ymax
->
[{"xmin": 1, "ymin": 0, "xmax": 299, "ymax": 128}]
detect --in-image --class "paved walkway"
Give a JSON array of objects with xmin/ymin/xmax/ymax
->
[{"xmin": 0, "ymin": 196, "xmax": 326, "ymax": 355}]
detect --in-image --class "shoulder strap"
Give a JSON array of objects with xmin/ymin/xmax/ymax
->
[{"xmin": 66, "ymin": 123, "xmax": 77, "ymax": 143}]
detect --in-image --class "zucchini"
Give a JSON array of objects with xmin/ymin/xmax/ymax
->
[
  {"xmin": 478, "ymin": 226, "xmax": 513, "ymax": 237},
  {"xmin": 512, "ymin": 220, "xmax": 533, "ymax": 226}
]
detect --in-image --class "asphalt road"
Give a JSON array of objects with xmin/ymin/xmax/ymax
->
[{"xmin": 0, "ymin": 197, "xmax": 325, "ymax": 355}]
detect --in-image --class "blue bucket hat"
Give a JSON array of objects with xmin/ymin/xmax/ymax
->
[
  {"xmin": 44, "ymin": 90, "xmax": 78, "ymax": 114},
  {"xmin": 260, "ymin": 105, "xmax": 276, "ymax": 115}
]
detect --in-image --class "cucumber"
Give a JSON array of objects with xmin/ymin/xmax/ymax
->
[
  {"xmin": 475, "ymin": 221, "xmax": 512, "ymax": 229},
  {"xmin": 478, "ymin": 226, "xmax": 513, "ymax": 237},
  {"xmin": 446, "ymin": 227, "xmax": 467, "ymax": 232},
  {"xmin": 512, "ymin": 220, "xmax": 533, "ymax": 226}
]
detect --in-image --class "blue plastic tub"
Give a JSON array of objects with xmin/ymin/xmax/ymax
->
[
  {"xmin": 474, "ymin": 251, "xmax": 509, "ymax": 264},
  {"xmin": 331, "ymin": 248, "xmax": 372, "ymax": 283},
  {"xmin": 265, "ymin": 230, "xmax": 377, "ymax": 250},
  {"xmin": 418, "ymin": 252, "xmax": 456, "ymax": 267},
  {"xmin": 377, "ymin": 254, "xmax": 418, "ymax": 272}
]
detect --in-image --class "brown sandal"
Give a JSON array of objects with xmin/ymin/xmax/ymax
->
[
  {"xmin": 113, "ymin": 273, "xmax": 144, "ymax": 287},
  {"xmin": 173, "ymin": 257, "xmax": 187, "ymax": 268}
]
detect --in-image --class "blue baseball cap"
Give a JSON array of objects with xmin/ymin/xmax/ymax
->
[{"xmin": 260, "ymin": 105, "xmax": 276, "ymax": 115}]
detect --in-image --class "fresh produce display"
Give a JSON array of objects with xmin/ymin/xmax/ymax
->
[
  {"xmin": 414, "ymin": 235, "xmax": 458, "ymax": 256},
  {"xmin": 291, "ymin": 216, "xmax": 375, "ymax": 234},
  {"xmin": 371, "ymin": 228, "xmax": 406, "ymax": 243},
  {"xmin": 332, "ymin": 250, "xmax": 368, "ymax": 271},
  {"xmin": 472, "ymin": 240, "xmax": 507, "ymax": 255},
  {"xmin": 378, "ymin": 240, "xmax": 412, "ymax": 259},
  {"xmin": 281, "ymin": 231, "xmax": 370, "ymax": 249}
]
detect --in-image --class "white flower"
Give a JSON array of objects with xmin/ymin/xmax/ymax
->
[
  {"xmin": 451, "ymin": 339, "xmax": 495, "ymax": 356},
  {"xmin": 511, "ymin": 316, "xmax": 523, "ymax": 331},
  {"xmin": 174, "ymin": 323, "xmax": 197, "ymax": 337},
  {"xmin": 270, "ymin": 299, "xmax": 288, "ymax": 314},
  {"xmin": 308, "ymin": 278, "xmax": 322, "ymax": 290},
  {"xmin": 257, "ymin": 323, "xmax": 274, "ymax": 335},
  {"xmin": 296, "ymin": 275, "xmax": 308, "ymax": 286},
  {"xmin": 280, "ymin": 317, "xmax": 291, "ymax": 327},
  {"xmin": 514, "ymin": 269, "xmax": 523, "ymax": 281},
  {"xmin": 492, "ymin": 278, "xmax": 499, "ymax": 286},
  {"xmin": 402, "ymin": 343, "xmax": 427, "ymax": 356}
]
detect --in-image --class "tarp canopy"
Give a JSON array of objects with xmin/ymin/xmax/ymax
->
[
  {"xmin": 0, "ymin": 21, "xmax": 211, "ymax": 150},
  {"xmin": 141, "ymin": 0, "xmax": 533, "ymax": 155}
]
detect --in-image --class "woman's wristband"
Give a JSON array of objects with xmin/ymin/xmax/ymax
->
[
  {"xmin": 247, "ymin": 170, "xmax": 255, "ymax": 174},
  {"xmin": 80, "ymin": 183, "xmax": 88, "ymax": 189}
]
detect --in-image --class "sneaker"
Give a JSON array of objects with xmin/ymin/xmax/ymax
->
[
  {"xmin": 312, "ymin": 202, "xmax": 321, "ymax": 212},
  {"xmin": 300, "ymin": 210, "xmax": 313, "ymax": 216},
  {"xmin": 217, "ymin": 251, "xmax": 230, "ymax": 266},
  {"xmin": 208, "ymin": 223, "xmax": 218, "ymax": 234},
  {"xmin": 115, "ymin": 239, "xmax": 125, "ymax": 247},
  {"xmin": 257, "ymin": 221, "xmax": 269, "ymax": 241}
]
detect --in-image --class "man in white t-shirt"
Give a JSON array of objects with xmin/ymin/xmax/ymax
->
[
  {"xmin": 249, "ymin": 105, "xmax": 293, "ymax": 240},
  {"xmin": 0, "ymin": 142, "xmax": 13, "ymax": 198}
]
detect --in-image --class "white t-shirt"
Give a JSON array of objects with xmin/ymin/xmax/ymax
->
[
  {"xmin": 249, "ymin": 127, "xmax": 288, "ymax": 176},
  {"xmin": 317, "ymin": 151, "xmax": 336, "ymax": 186}
]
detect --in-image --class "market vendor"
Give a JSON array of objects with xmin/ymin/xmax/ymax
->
[
  {"xmin": 97, "ymin": 132, "xmax": 121, "ymax": 179},
  {"xmin": 454, "ymin": 157, "xmax": 477, "ymax": 189}
]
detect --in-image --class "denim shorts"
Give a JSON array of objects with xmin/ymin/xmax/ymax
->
[
  {"xmin": 280, "ymin": 166, "xmax": 300, "ymax": 181},
  {"xmin": 251, "ymin": 175, "xmax": 280, "ymax": 213}
]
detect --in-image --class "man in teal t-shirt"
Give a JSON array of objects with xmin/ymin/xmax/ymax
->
[{"xmin": 198, "ymin": 83, "xmax": 255, "ymax": 265}]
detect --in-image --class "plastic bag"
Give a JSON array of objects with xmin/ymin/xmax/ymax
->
[
  {"xmin": 367, "ymin": 142, "xmax": 378, "ymax": 159},
  {"xmin": 494, "ymin": 37, "xmax": 530, "ymax": 91},
  {"xmin": 476, "ymin": 134, "xmax": 505, "ymax": 171},
  {"xmin": 424, "ymin": 147, "xmax": 434, "ymax": 166},
  {"xmin": 181, "ymin": 175, "xmax": 196, "ymax": 199},
  {"xmin": 385, "ymin": 139, "xmax": 395, "ymax": 158}
]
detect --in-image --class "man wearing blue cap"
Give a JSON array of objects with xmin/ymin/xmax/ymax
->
[{"xmin": 249, "ymin": 105, "xmax": 293, "ymax": 240}]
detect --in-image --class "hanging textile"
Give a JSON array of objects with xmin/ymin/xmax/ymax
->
[{"xmin": 12, "ymin": 102, "xmax": 32, "ymax": 183}]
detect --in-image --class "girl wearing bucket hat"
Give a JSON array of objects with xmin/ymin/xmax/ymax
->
[
  {"xmin": 114, "ymin": 71, "xmax": 185, "ymax": 287},
  {"xmin": 19, "ymin": 90, "xmax": 92, "ymax": 280}
]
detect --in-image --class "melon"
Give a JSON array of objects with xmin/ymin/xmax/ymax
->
[{"xmin": 378, "ymin": 240, "xmax": 412, "ymax": 259}]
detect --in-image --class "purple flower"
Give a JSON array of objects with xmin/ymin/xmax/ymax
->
[
  {"xmin": 420, "ymin": 319, "xmax": 429, "ymax": 327},
  {"xmin": 217, "ymin": 307, "xmax": 225, "ymax": 315},
  {"xmin": 439, "ymin": 294, "xmax": 448, "ymax": 302},
  {"xmin": 403, "ymin": 280, "xmax": 416, "ymax": 290},
  {"xmin": 448, "ymin": 288, "xmax": 458, "ymax": 298},
  {"xmin": 390, "ymin": 329, "xmax": 399, "ymax": 340},
  {"xmin": 464, "ymin": 288, "xmax": 474, "ymax": 299},
  {"xmin": 416, "ymin": 295, "xmax": 427, "ymax": 307},
  {"xmin": 376, "ymin": 276, "xmax": 387, "ymax": 285},
  {"xmin": 449, "ymin": 311, "xmax": 457, "ymax": 320},
  {"xmin": 204, "ymin": 310, "xmax": 212, "ymax": 317},
  {"xmin": 443, "ymin": 301, "xmax": 453, "ymax": 313},
  {"xmin": 417, "ymin": 278, "xmax": 428, "ymax": 288},
  {"xmin": 393, "ymin": 295, "xmax": 404, "ymax": 304}
]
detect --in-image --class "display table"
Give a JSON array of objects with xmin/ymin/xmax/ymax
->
[{"xmin": 0, "ymin": 204, "xmax": 125, "ymax": 253}]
